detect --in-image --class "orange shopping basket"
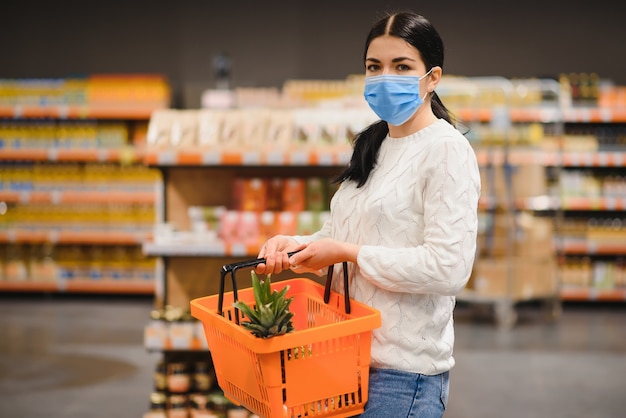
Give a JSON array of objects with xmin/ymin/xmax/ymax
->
[{"xmin": 190, "ymin": 257, "xmax": 381, "ymax": 418}]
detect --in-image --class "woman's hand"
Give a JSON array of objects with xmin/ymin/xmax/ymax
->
[
  {"xmin": 287, "ymin": 238, "xmax": 360, "ymax": 273},
  {"xmin": 256, "ymin": 235, "xmax": 304, "ymax": 275}
]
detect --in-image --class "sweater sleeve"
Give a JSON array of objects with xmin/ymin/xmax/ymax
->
[{"xmin": 358, "ymin": 138, "xmax": 481, "ymax": 296}]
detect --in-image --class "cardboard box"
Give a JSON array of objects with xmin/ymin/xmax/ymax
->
[
  {"xmin": 480, "ymin": 163, "xmax": 547, "ymax": 202},
  {"xmin": 468, "ymin": 256, "xmax": 558, "ymax": 300},
  {"xmin": 478, "ymin": 212, "xmax": 555, "ymax": 258}
]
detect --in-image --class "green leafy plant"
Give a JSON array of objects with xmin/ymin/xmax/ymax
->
[{"xmin": 233, "ymin": 271, "xmax": 295, "ymax": 338}]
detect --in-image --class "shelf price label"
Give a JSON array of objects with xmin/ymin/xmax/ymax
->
[
  {"xmin": 157, "ymin": 151, "xmax": 176, "ymax": 165},
  {"xmin": 599, "ymin": 108, "xmax": 612, "ymax": 122},
  {"xmin": 337, "ymin": 151, "xmax": 351, "ymax": 165},
  {"xmin": 201, "ymin": 151, "xmax": 220, "ymax": 165},
  {"xmin": 49, "ymin": 230, "xmax": 59, "ymax": 244},
  {"xmin": 569, "ymin": 153, "xmax": 582, "ymax": 166},
  {"xmin": 289, "ymin": 151, "xmax": 308, "ymax": 165},
  {"xmin": 18, "ymin": 191, "xmax": 31, "ymax": 204},
  {"xmin": 265, "ymin": 151, "xmax": 285, "ymax": 165},
  {"xmin": 242, "ymin": 152, "xmax": 260, "ymax": 165},
  {"xmin": 97, "ymin": 148, "xmax": 109, "ymax": 163},
  {"xmin": 13, "ymin": 105, "xmax": 23, "ymax": 118},
  {"xmin": 58, "ymin": 105, "xmax": 70, "ymax": 119},
  {"xmin": 57, "ymin": 276, "xmax": 68, "ymax": 292},
  {"xmin": 229, "ymin": 243, "xmax": 247, "ymax": 256},
  {"xmin": 47, "ymin": 148, "xmax": 59, "ymax": 161},
  {"xmin": 317, "ymin": 152, "xmax": 334, "ymax": 166},
  {"xmin": 50, "ymin": 190, "xmax": 62, "ymax": 205},
  {"xmin": 605, "ymin": 197, "xmax": 616, "ymax": 211}
]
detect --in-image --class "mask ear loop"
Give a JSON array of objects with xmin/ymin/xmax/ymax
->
[
  {"xmin": 419, "ymin": 67, "xmax": 435, "ymax": 81},
  {"xmin": 420, "ymin": 67, "xmax": 438, "ymax": 100}
]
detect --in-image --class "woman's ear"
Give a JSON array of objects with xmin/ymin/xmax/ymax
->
[{"xmin": 427, "ymin": 66, "xmax": 442, "ymax": 93}]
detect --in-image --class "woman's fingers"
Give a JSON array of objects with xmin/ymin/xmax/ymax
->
[{"xmin": 256, "ymin": 247, "xmax": 298, "ymax": 275}]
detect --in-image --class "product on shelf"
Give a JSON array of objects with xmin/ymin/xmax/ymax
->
[
  {"xmin": 146, "ymin": 107, "xmax": 376, "ymax": 154},
  {"xmin": 559, "ymin": 72, "xmax": 600, "ymax": 106},
  {"xmin": 144, "ymin": 306, "xmax": 208, "ymax": 351},
  {"xmin": 0, "ymin": 242, "xmax": 156, "ymax": 288},
  {"xmin": 0, "ymin": 75, "xmax": 170, "ymax": 112}
]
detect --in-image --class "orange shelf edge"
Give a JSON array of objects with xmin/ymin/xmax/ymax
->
[
  {"xmin": 0, "ymin": 105, "xmax": 165, "ymax": 120},
  {"xmin": 0, "ymin": 280, "xmax": 154, "ymax": 294},
  {"xmin": 0, "ymin": 230, "xmax": 151, "ymax": 245},
  {"xmin": 560, "ymin": 242, "xmax": 626, "ymax": 255},
  {"xmin": 560, "ymin": 288, "xmax": 626, "ymax": 302},
  {"xmin": 0, "ymin": 148, "xmax": 144, "ymax": 163},
  {"xmin": 0, "ymin": 281, "xmax": 59, "ymax": 292},
  {"xmin": 64, "ymin": 280, "xmax": 154, "ymax": 294},
  {"xmin": 0, "ymin": 190, "xmax": 155, "ymax": 205}
]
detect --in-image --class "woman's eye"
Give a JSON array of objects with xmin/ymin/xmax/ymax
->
[
  {"xmin": 366, "ymin": 64, "xmax": 380, "ymax": 72},
  {"xmin": 397, "ymin": 64, "xmax": 411, "ymax": 71}
]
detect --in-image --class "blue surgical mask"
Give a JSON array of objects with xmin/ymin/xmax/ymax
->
[{"xmin": 363, "ymin": 69, "xmax": 433, "ymax": 126}]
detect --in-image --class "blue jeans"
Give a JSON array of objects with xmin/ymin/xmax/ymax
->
[{"xmin": 355, "ymin": 368, "xmax": 449, "ymax": 418}]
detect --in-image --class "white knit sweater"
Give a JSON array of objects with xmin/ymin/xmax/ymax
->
[{"xmin": 294, "ymin": 118, "xmax": 481, "ymax": 375}]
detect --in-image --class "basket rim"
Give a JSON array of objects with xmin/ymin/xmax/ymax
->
[{"xmin": 190, "ymin": 277, "xmax": 381, "ymax": 354}]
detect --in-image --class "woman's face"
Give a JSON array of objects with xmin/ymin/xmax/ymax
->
[{"xmin": 365, "ymin": 35, "xmax": 427, "ymax": 77}]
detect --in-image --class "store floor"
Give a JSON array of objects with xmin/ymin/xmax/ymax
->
[{"xmin": 1, "ymin": 295, "xmax": 625, "ymax": 418}]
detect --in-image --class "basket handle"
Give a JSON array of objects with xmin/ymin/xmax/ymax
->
[{"xmin": 217, "ymin": 253, "xmax": 351, "ymax": 320}]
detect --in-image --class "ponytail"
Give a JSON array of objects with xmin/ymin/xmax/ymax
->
[
  {"xmin": 431, "ymin": 92, "xmax": 453, "ymax": 125},
  {"xmin": 334, "ymin": 120, "xmax": 388, "ymax": 188}
]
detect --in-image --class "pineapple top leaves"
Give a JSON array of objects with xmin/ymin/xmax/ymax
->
[{"xmin": 233, "ymin": 271, "xmax": 295, "ymax": 338}]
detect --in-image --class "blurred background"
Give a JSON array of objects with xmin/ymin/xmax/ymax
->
[
  {"xmin": 3, "ymin": 0, "xmax": 625, "ymax": 107},
  {"xmin": 1, "ymin": 1, "xmax": 625, "ymax": 418}
]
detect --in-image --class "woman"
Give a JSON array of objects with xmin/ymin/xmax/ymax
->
[{"xmin": 257, "ymin": 11, "xmax": 480, "ymax": 418}]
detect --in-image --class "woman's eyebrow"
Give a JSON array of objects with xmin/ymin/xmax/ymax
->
[
  {"xmin": 392, "ymin": 57, "xmax": 416, "ymax": 63},
  {"xmin": 365, "ymin": 57, "xmax": 416, "ymax": 63}
]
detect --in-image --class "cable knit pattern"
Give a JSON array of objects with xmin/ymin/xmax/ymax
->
[{"xmin": 294, "ymin": 118, "xmax": 481, "ymax": 375}]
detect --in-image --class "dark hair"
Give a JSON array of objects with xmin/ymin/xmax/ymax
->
[{"xmin": 335, "ymin": 12, "xmax": 454, "ymax": 187}]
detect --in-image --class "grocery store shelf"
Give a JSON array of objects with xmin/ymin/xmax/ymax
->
[
  {"xmin": 559, "ymin": 239, "xmax": 626, "ymax": 255},
  {"xmin": 0, "ymin": 147, "xmax": 144, "ymax": 163},
  {"xmin": 0, "ymin": 230, "xmax": 151, "ymax": 245},
  {"xmin": 558, "ymin": 151, "xmax": 626, "ymax": 167},
  {"xmin": 144, "ymin": 149, "xmax": 351, "ymax": 166},
  {"xmin": 0, "ymin": 281, "xmax": 59, "ymax": 292},
  {"xmin": 0, "ymin": 279, "xmax": 154, "ymax": 294},
  {"xmin": 63, "ymin": 280, "xmax": 154, "ymax": 294},
  {"xmin": 0, "ymin": 190, "xmax": 155, "ymax": 205},
  {"xmin": 562, "ymin": 107, "xmax": 626, "ymax": 123},
  {"xmin": 143, "ymin": 241, "xmax": 258, "ymax": 257},
  {"xmin": 456, "ymin": 106, "xmax": 626, "ymax": 123},
  {"xmin": 560, "ymin": 287, "xmax": 626, "ymax": 301},
  {"xmin": 561, "ymin": 197, "xmax": 626, "ymax": 211},
  {"xmin": 474, "ymin": 150, "xmax": 626, "ymax": 167},
  {"xmin": 457, "ymin": 107, "xmax": 563, "ymax": 123},
  {"xmin": 0, "ymin": 105, "xmax": 162, "ymax": 120}
]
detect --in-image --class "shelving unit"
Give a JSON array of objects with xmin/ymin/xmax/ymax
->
[
  {"xmin": 551, "ymin": 119, "xmax": 626, "ymax": 303},
  {"xmin": 143, "ymin": 162, "xmax": 343, "ymax": 308},
  {"xmin": 0, "ymin": 75, "xmax": 170, "ymax": 294},
  {"xmin": 140, "ymin": 90, "xmax": 373, "ymax": 415},
  {"xmin": 437, "ymin": 77, "xmax": 564, "ymax": 328}
]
